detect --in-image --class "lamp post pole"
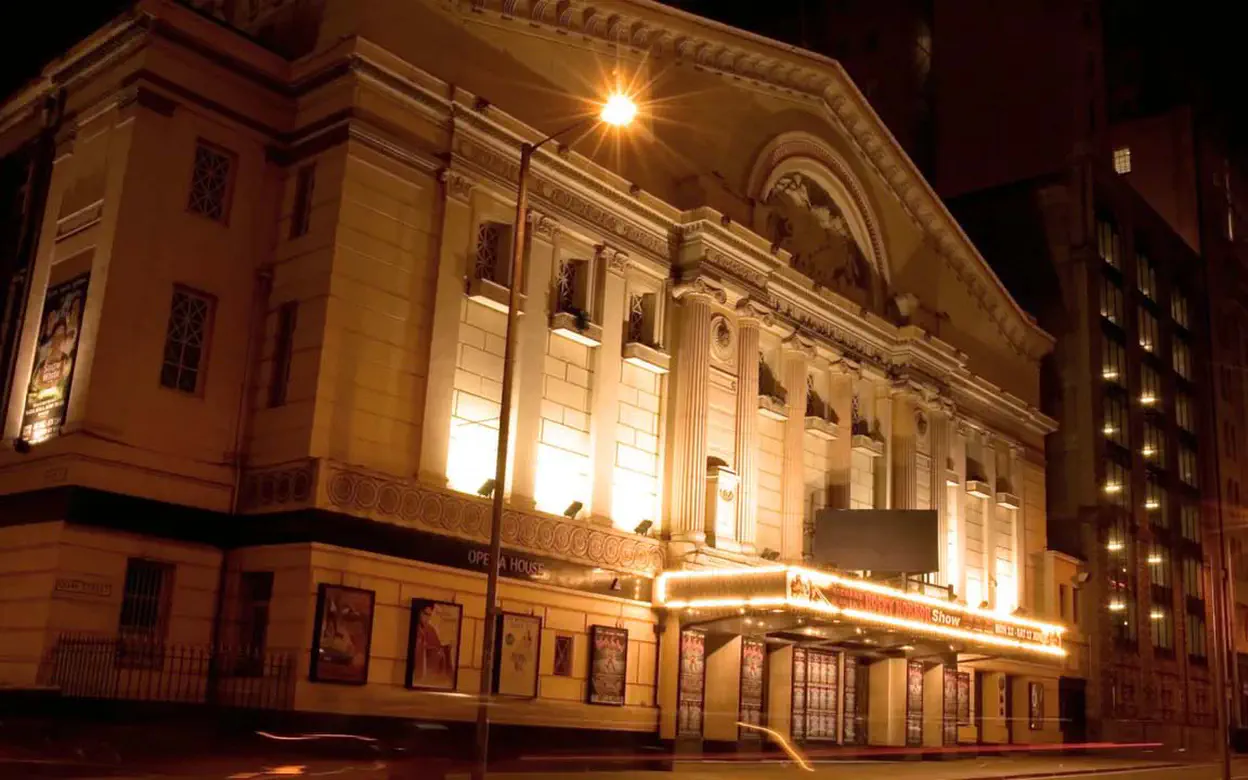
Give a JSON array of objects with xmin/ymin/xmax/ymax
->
[
  {"xmin": 473, "ymin": 140, "xmax": 532, "ymax": 780},
  {"xmin": 472, "ymin": 104, "xmax": 618, "ymax": 777}
]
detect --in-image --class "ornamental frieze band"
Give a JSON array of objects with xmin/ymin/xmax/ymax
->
[{"xmin": 323, "ymin": 465, "xmax": 666, "ymax": 577}]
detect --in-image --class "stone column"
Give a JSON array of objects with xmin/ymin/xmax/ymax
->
[
  {"xmin": 780, "ymin": 334, "xmax": 813, "ymax": 561},
  {"xmin": 982, "ymin": 434, "xmax": 997, "ymax": 608},
  {"xmin": 951, "ymin": 417, "xmax": 969, "ymax": 601},
  {"xmin": 588, "ymin": 246, "xmax": 629, "ymax": 526},
  {"xmin": 733, "ymin": 300, "xmax": 769, "ymax": 554},
  {"xmin": 667, "ymin": 279, "xmax": 722, "ymax": 544},
  {"xmin": 509, "ymin": 211, "xmax": 559, "ymax": 509},
  {"xmin": 929, "ymin": 407, "xmax": 952, "ymax": 585},
  {"xmin": 418, "ymin": 170, "xmax": 475, "ymax": 485},
  {"xmin": 891, "ymin": 386, "xmax": 919, "ymax": 510}
]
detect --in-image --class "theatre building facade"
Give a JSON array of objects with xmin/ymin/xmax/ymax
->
[{"xmin": 0, "ymin": 0, "xmax": 1081, "ymax": 750}]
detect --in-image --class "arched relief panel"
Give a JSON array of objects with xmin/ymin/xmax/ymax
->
[{"xmin": 748, "ymin": 132, "xmax": 891, "ymax": 315}]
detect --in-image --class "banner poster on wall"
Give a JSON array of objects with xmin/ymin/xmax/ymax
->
[{"xmin": 21, "ymin": 274, "xmax": 89, "ymax": 444}]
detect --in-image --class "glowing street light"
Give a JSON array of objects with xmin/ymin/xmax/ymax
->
[{"xmin": 600, "ymin": 93, "xmax": 638, "ymax": 127}]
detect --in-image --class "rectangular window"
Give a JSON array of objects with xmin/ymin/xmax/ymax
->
[
  {"xmin": 1183, "ymin": 557, "xmax": 1205, "ymax": 600},
  {"xmin": 1139, "ymin": 363, "xmax": 1160, "ymax": 408},
  {"xmin": 1150, "ymin": 605, "xmax": 1174, "ymax": 651},
  {"xmin": 1137, "ymin": 306, "xmax": 1158, "ymax": 353},
  {"xmin": 554, "ymin": 257, "xmax": 595, "ymax": 317},
  {"xmin": 1179, "ymin": 446, "xmax": 1199, "ymax": 487},
  {"xmin": 187, "ymin": 141, "xmax": 236, "ymax": 222},
  {"xmin": 160, "ymin": 287, "xmax": 216, "ymax": 395},
  {"xmin": 1100, "ymin": 275, "xmax": 1124, "ymax": 325},
  {"xmin": 290, "ymin": 164, "xmax": 316, "ymax": 239},
  {"xmin": 1147, "ymin": 543, "xmax": 1171, "ymax": 588},
  {"xmin": 1145, "ymin": 477, "xmax": 1168, "ymax": 528},
  {"xmin": 1097, "ymin": 220, "xmax": 1121, "ymax": 269},
  {"xmin": 1136, "ymin": 254, "xmax": 1156, "ymax": 299},
  {"xmin": 1103, "ymin": 394, "xmax": 1129, "ymax": 447},
  {"xmin": 1102, "ymin": 337, "xmax": 1126, "ymax": 384},
  {"xmin": 118, "ymin": 558, "xmax": 173, "ymax": 667},
  {"xmin": 1142, "ymin": 421, "xmax": 1164, "ymax": 464},
  {"xmin": 1171, "ymin": 289, "xmax": 1190, "ymax": 329},
  {"xmin": 1113, "ymin": 147, "xmax": 1132, "ymax": 175},
  {"xmin": 627, "ymin": 291, "xmax": 660, "ymax": 347},
  {"xmin": 1180, "ymin": 503, "xmax": 1201, "ymax": 544},
  {"xmin": 1107, "ymin": 516, "xmax": 1136, "ymax": 645},
  {"xmin": 474, "ymin": 221, "xmax": 514, "ymax": 287},
  {"xmin": 268, "ymin": 301, "xmax": 297, "ymax": 408},
  {"xmin": 1103, "ymin": 459, "xmax": 1130, "ymax": 507},
  {"xmin": 1187, "ymin": 613, "xmax": 1207, "ymax": 662},
  {"xmin": 1176, "ymin": 392, "xmax": 1196, "ymax": 432},
  {"xmin": 232, "ymin": 571, "xmax": 273, "ymax": 676},
  {"xmin": 1173, "ymin": 338, "xmax": 1192, "ymax": 380}
]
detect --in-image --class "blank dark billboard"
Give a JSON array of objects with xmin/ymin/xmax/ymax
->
[{"xmin": 812, "ymin": 509, "xmax": 939, "ymax": 573}]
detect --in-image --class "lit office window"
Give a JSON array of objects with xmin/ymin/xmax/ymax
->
[
  {"xmin": 1101, "ymin": 275, "xmax": 1124, "ymax": 324},
  {"xmin": 1097, "ymin": 220, "xmax": 1121, "ymax": 269},
  {"xmin": 1145, "ymin": 477, "xmax": 1167, "ymax": 528},
  {"xmin": 1138, "ymin": 306, "xmax": 1158, "ymax": 353},
  {"xmin": 1176, "ymin": 391, "xmax": 1196, "ymax": 432},
  {"xmin": 1171, "ymin": 289, "xmax": 1190, "ymax": 329},
  {"xmin": 1137, "ymin": 254, "xmax": 1156, "ymax": 299},
  {"xmin": 1173, "ymin": 338, "xmax": 1192, "ymax": 380},
  {"xmin": 1102, "ymin": 337, "xmax": 1126, "ymax": 384},
  {"xmin": 1103, "ymin": 459, "xmax": 1130, "ymax": 506},
  {"xmin": 1139, "ymin": 363, "xmax": 1160, "ymax": 408},
  {"xmin": 1142, "ymin": 421, "xmax": 1164, "ymax": 463},
  {"xmin": 1113, "ymin": 146, "xmax": 1132, "ymax": 175},
  {"xmin": 1179, "ymin": 446, "xmax": 1199, "ymax": 487},
  {"xmin": 1102, "ymin": 394, "xmax": 1128, "ymax": 446}
]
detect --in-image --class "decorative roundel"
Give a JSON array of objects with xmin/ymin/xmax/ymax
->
[{"xmin": 710, "ymin": 314, "xmax": 734, "ymax": 359}]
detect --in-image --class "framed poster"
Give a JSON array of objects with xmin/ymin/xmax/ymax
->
[
  {"xmin": 553, "ymin": 634, "xmax": 573, "ymax": 677},
  {"xmin": 957, "ymin": 671, "xmax": 972, "ymax": 725},
  {"xmin": 21, "ymin": 273, "xmax": 89, "ymax": 444},
  {"xmin": 942, "ymin": 666, "xmax": 959, "ymax": 746},
  {"xmin": 310, "ymin": 584, "xmax": 375, "ymax": 684},
  {"xmin": 738, "ymin": 636, "xmax": 766, "ymax": 737},
  {"xmin": 1029, "ymin": 681, "xmax": 1045, "ymax": 730},
  {"xmin": 905, "ymin": 660, "xmax": 924, "ymax": 747},
  {"xmin": 405, "ymin": 599, "xmax": 462, "ymax": 691},
  {"xmin": 677, "ymin": 629, "xmax": 706, "ymax": 738},
  {"xmin": 588, "ymin": 625, "xmax": 628, "ymax": 705},
  {"xmin": 494, "ymin": 612, "xmax": 541, "ymax": 698}
]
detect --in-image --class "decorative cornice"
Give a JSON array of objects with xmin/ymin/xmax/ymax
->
[
  {"xmin": 324, "ymin": 466, "xmax": 665, "ymax": 577},
  {"xmin": 451, "ymin": 121, "xmax": 670, "ymax": 260}
]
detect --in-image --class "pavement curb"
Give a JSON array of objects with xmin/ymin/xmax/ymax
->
[{"xmin": 979, "ymin": 763, "xmax": 1186, "ymax": 780}]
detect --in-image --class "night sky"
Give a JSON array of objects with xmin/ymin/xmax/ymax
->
[{"xmin": 2, "ymin": 2, "xmax": 1245, "ymax": 155}]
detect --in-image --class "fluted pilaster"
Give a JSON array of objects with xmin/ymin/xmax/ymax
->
[
  {"xmin": 668, "ymin": 281, "xmax": 721, "ymax": 542},
  {"xmin": 780, "ymin": 335, "xmax": 813, "ymax": 561},
  {"xmin": 929, "ymin": 409, "xmax": 951, "ymax": 584},
  {"xmin": 891, "ymin": 391, "xmax": 919, "ymax": 510},
  {"xmin": 734, "ymin": 301, "xmax": 769, "ymax": 553}
]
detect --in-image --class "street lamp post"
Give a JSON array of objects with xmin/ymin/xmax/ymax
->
[{"xmin": 473, "ymin": 94, "xmax": 637, "ymax": 780}]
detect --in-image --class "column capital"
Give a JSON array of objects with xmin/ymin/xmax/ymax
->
[
  {"xmin": 672, "ymin": 276, "xmax": 727, "ymax": 304},
  {"xmin": 596, "ymin": 243, "xmax": 630, "ymax": 275},
  {"xmin": 439, "ymin": 168, "xmax": 475, "ymax": 203},
  {"xmin": 781, "ymin": 331, "xmax": 817, "ymax": 359},
  {"xmin": 735, "ymin": 297, "xmax": 774, "ymax": 327},
  {"xmin": 527, "ymin": 209, "xmax": 562, "ymax": 241}
]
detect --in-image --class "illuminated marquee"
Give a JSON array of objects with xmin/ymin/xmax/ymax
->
[{"xmin": 656, "ymin": 565, "xmax": 1066, "ymax": 658}]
